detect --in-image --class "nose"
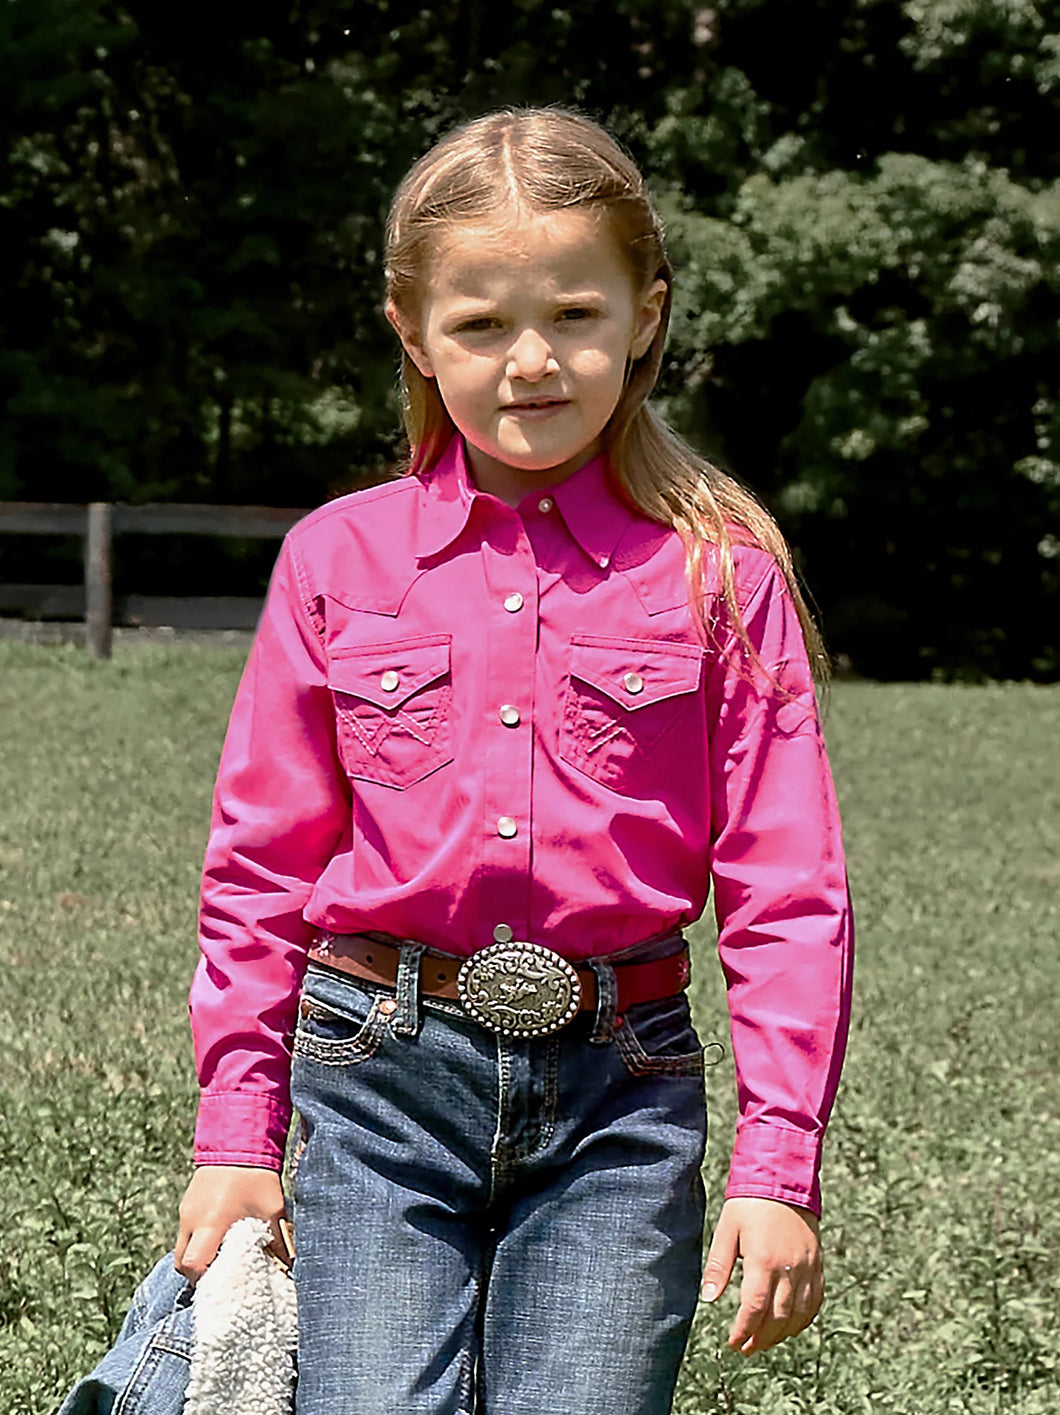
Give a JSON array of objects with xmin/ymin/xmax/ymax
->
[{"xmin": 506, "ymin": 328, "xmax": 559, "ymax": 382}]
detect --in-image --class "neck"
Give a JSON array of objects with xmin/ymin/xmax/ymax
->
[{"xmin": 465, "ymin": 439, "xmax": 601, "ymax": 508}]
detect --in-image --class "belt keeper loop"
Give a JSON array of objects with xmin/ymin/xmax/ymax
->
[
  {"xmin": 587, "ymin": 958, "xmax": 618, "ymax": 1044},
  {"xmin": 392, "ymin": 943, "xmax": 425, "ymax": 1036}
]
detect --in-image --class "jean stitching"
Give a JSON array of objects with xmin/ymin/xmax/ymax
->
[
  {"xmin": 393, "ymin": 943, "xmax": 425, "ymax": 1036},
  {"xmin": 488, "ymin": 1037, "xmax": 511, "ymax": 1203},
  {"xmin": 460, "ymin": 1256, "xmax": 482, "ymax": 1415},
  {"xmin": 114, "ymin": 1325, "xmax": 191, "ymax": 1413},
  {"xmin": 292, "ymin": 995, "xmax": 389, "ymax": 1067},
  {"xmin": 533, "ymin": 1035, "xmax": 560, "ymax": 1155},
  {"xmin": 614, "ymin": 1020, "xmax": 705, "ymax": 1077},
  {"xmin": 289, "ymin": 1115, "xmax": 308, "ymax": 1188}
]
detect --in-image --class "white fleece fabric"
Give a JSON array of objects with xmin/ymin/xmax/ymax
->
[{"xmin": 184, "ymin": 1217, "xmax": 298, "ymax": 1415}]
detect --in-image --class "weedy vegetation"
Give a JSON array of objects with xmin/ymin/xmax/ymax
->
[{"xmin": 0, "ymin": 643, "xmax": 1056, "ymax": 1413}]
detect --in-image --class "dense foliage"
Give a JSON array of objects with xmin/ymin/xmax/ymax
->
[{"xmin": 3, "ymin": 1, "xmax": 1058, "ymax": 678}]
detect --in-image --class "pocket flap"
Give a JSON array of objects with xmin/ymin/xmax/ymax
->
[
  {"xmin": 327, "ymin": 635, "xmax": 451, "ymax": 711},
  {"xmin": 569, "ymin": 636, "xmax": 703, "ymax": 709}
]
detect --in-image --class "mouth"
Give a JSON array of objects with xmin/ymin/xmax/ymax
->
[{"xmin": 504, "ymin": 397, "xmax": 570, "ymax": 412}]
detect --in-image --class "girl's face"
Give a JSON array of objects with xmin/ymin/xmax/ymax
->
[{"xmin": 388, "ymin": 207, "xmax": 666, "ymax": 506}]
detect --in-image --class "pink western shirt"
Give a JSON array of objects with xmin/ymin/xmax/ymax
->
[{"xmin": 191, "ymin": 436, "xmax": 853, "ymax": 1213}]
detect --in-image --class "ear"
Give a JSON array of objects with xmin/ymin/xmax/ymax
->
[
  {"xmin": 384, "ymin": 298, "xmax": 435, "ymax": 378},
  {"xmin": 629, "ymin": 278, "xmax": 668, "ymax": 360}
]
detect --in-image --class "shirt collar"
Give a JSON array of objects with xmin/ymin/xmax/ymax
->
[
  {"xmin": 546, "ymin": 450, "xmax": 636, "ymax": 570},
  {"xmin": 415, "ymin": 435, "xmax": 638, "ymax": 567},
  {"xmin": 415, "ymin": 437, "xmax": 476, "ymax": 559}
]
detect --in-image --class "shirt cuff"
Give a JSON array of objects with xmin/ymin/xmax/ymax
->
[
  {"xmin": 725, "ymin": 1123, "xmax": 824, "ymax": 1216},
  {"xmin": 193, "ymin": 1092, "xmax": 291, "ymax": 1171}
]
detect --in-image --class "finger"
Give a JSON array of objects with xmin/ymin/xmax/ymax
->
[
  {"xmin": 787, "ymin": 1269, "xmax": 825, "ymax": 1337},
  {"xmin": 173, "ymin": 1221, "xmax": 189, "ymax": 1275},
  {"xmin": 700, "ymin": 1209, "xmax": 738, "ymax": 1303},
  {"xmin": 741, "ymin": 1267, "xmax": 799, "ymax": 1354},
  {"xmin": 746, "ymin": 1266, "xmax": 823, "ymax": 1353},
  {"xmin": 175, "ymin": 1225, "xmax": 224, "ymax": 1285},
  {"xmin": 727, "ymin": 1269, "xmax": 775, "ymax": 1351}
]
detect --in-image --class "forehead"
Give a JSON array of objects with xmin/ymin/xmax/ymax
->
[{"xmin": 427, "ymin": 206, "xmax": 633, "ymax": 296}]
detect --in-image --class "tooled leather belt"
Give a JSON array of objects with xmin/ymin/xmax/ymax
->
[{"xmin": 307, "ymin": 930, "xmax": 690, "ymax": 1039}]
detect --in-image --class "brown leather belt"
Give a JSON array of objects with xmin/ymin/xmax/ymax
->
[{"xmin": 308, "ymin": 931, "xmax": 690, "ymax": 1025}]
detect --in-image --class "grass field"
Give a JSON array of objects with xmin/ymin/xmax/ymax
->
[{"xmin": 0, "ymin": 641, "xmax": 1057, "ymax": 1414}]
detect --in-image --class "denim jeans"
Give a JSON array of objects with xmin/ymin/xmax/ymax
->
[
  {"xmin": 289, "ymin": 934, "xmax": 707, "ymax": 1415},
  {"xmin": 54, "ymin": 1254, "xmax": 193, "ymax": 1415}
]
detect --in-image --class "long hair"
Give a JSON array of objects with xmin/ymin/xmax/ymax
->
[{"xmin": 384, "ymin": 107, "xmax": 828, "ymax": 682}]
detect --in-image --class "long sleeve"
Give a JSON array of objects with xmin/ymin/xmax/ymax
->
[
  {"xmin": 190, "ymin": 536, "xmax": 349, "ymax": 1169},
  {"xmin": 705, "ymin": 550, "xmax": 854, "ymax": 1215}
]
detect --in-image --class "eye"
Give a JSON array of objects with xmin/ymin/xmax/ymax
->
[
  {"xmin": 453, "ymin": 316, "xmax": 501, "ymax": 334},
  {"xmin": 556, "ymin": 306, "xmax": 597, "ymax": 322}
]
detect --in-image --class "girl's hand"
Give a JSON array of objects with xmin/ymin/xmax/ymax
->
[
  {"xmin": 700, "ymin": 1196, "xmax": 823, "ymax": 1355},
  {"xmin": 175, "ymin": 1164, "xmax": 288, "ymax": 1283}
]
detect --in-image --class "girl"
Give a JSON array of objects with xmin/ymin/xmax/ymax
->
[{"xmin": 175, "ymin": 107, "xmax": 853, "ymax": 1415}]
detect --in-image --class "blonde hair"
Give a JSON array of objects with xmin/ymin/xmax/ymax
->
[{"xmin": 384, "ymin": 107, "xmax": 828, "ymax": 682}]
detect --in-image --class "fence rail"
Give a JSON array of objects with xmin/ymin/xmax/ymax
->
[{"xmin": 0, "ymin": 501, "xmax": 311, "ymax": 657}]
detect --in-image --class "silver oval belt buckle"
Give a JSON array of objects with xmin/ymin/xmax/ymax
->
[{"xmin": 456, "ymin": 941, "xmax": 582, "ymax": 1038}]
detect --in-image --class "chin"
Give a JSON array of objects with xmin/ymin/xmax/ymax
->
[{"xmin": 494, "ymin": 439, "xmax": 585, "ymax": 471}]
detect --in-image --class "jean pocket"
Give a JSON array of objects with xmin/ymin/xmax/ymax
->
[
  {"xmin": 113, "ymin": 1309, "xmax": 192, "ymax": 1415},
  {"xmin": 614, "ymin": 993, "xmax": 705, "ymax": 1078},
  {"xmin": 292, "ymin": 974, "xmax": 392, "ymax": 1067},
  {"xmin": 559, "ymin": 635, "xmax": 704, "ymax": 790},
  {"xmin": 328, "ymin": 633, "xmax": 454, "ymax": 790}
]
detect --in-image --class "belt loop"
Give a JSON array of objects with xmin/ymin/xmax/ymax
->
[
  {"xmin": 392, "ymin": 942, "xmax": 425, "ymax": 1036},
  {"xmin": 587, "ymin": 958, "xmax": 618, "ymax": 1044}
]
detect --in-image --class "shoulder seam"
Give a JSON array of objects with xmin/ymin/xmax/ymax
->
[
  {"xmin": 287, "ymin": 477, "xmax": 414, "ymax": 540},
  {"xmin": 286, "ymin": 537, "xmax": 328, "ymax": 645}
]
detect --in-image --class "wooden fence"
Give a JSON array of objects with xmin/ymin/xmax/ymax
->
[{"xmin": 0, "ymin": 502, "xmax": 311, "ymax": 658}]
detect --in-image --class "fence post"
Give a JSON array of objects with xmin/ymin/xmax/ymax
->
[{"xmin": 85, "ymin": 502, "xmax": 113, "ymax": 659}]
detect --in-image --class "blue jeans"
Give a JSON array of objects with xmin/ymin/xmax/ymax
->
[
  {"xmin": 54, "ymin": 1254, "xmax": 192, "ymax": 1415},
  {"xmin": 289, "ymin": 935, "xmax": 707, "ymax": 1415}
]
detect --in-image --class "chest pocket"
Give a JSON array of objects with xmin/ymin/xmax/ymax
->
[
  {"xmin": 559, "ymin": 635, "xmax": 704, "ymax": 790},
  {"xmin": 327, "ymin": 634, "xmax": 454, "ymax": 790}
]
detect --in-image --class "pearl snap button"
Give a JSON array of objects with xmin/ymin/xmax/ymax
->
[
  {"xmin": 380, "ymin": 669, "xmax": 400, "ymax": 692},
  {"xmin": 504, "ymin": 592, "xmax": 524, "ymax": 612},
  {"xmin": 623, "ymin": 671, "xmax": 644, "ymax": 695},
  {"xmin": 497, "ymin": 816, "xmax": 518, "ymax": 838},
  {"xmin": 599, "ymin": 556, "xmax": 610, "ymax": 568},
  {"xmin": 493, "ymin": 923, "xmax": 514, "ymax": 942},
  {"xmin": 499, "ymin": 704, "xmax": 521, "ymax": 727},
  {"xmin": 538, "ymin": 497, "xmax": 554, "ymax": 513},
  {"xmin": 379, "ymin": 997, "xmax": 399, "ymax": 1015}
]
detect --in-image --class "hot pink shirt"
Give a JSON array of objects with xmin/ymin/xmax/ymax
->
[{"xmin": 191, "ymin": 436, "xmax": 853, "ymax": 1213}]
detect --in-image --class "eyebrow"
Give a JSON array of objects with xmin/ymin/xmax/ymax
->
[{"xmin": 443, "ymin": 289, "xmax": 610, "ymax": 311}]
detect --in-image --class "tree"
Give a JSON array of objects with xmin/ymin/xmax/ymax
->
[
  {"xmin": 2, "ymin": 0, "xmax": 1057, "ymax": 676},
  {"xmin": 648, "ymin": 0, "xmax": 1060, "ymax": 678}
]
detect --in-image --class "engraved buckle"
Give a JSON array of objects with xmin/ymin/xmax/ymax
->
[{"xmin": 456, "ymin": 941, "xmax": 582, "ymax": 1038}]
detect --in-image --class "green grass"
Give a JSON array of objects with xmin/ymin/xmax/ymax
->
[{"xmin": 1, "ymin": 643, "xmax": 1057, "ymax": 1413}]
